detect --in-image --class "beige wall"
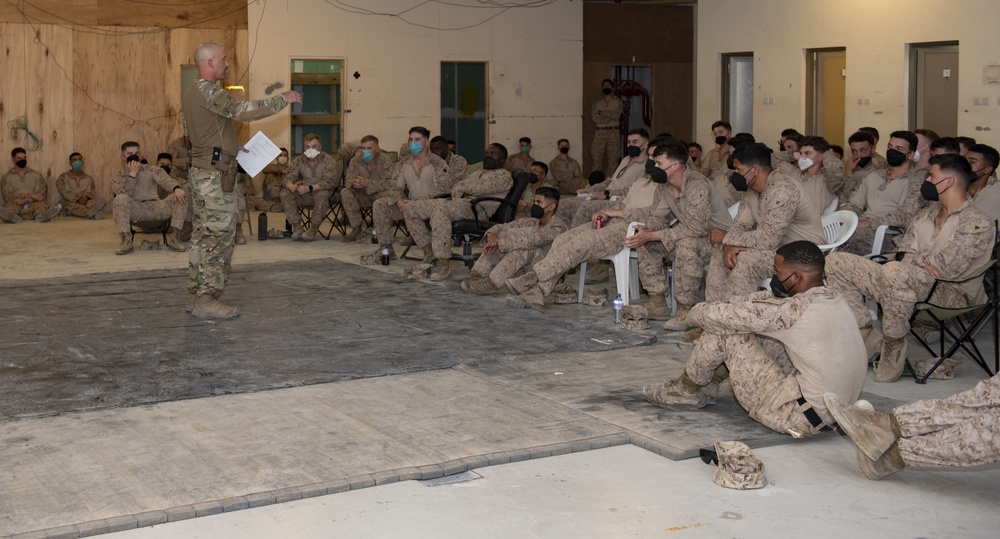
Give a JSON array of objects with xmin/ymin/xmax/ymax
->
[
  {"xmin": 696, "ymin": 0, "xmax": 1000, "ymax": 150},
  {"xmin": 247, "ymin": 0, "xmax": 583, "ymax": 165}
]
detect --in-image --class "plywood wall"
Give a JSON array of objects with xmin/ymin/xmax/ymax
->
[{"xmin": 0, "ymin": 22, "xmax": 248, "ymax": 203}]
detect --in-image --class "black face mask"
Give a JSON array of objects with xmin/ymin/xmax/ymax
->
[
  {"xmin": 644, "ymin": 159, "xmax": 657, "ymax": 175},
  {"xmin": 482, "ymin": 155, "xmax": 501, "ymax": 170},
  {"xmin": 726, "ymin": 154, "xmax": 736, "ymax": 170},
  {"xmin": 856, "ymin": 156, "xmax": 872, "ymax": 168},
  {"xmin": 770, "ymin": 273, "xmax": 793, "ymax": 298},
  {"xmin": 921, "ymin": 179, "xmax": 949, "ymax": 201},
  {"xmin": 530, "ymin": 203, "xmax": 545, "ymax": 219},
  {"xmin": 715, "ymin": 135, "xmax": 727, "ymax": 146},
  {"xmin": 729, "ymin": 172, "xmax": 748, "ymax": 192},
  {"xmin": 160, "ymin": 165, "xmax": 171, "ymax": 175},
  {"xmin": 885, "ymin": 149, "xmax": 907, "ymax": 167},
  {"xmin": 626, "ymin": 145, "xmax": 642, "ymax": 158},
  {"xmin": 15, "ymin": 159, "xmax": 26, "ymax": 169},
  {"xmin": 126, "ymin": 154, "xmax": 140, "ymax": 164},
  {"xmin": 649, "ymin": 166, "xmax": 668, "ymax": 184},
  {"xmin": 602, "ymin": 88, "xmax": 612, "ymax": 95},
  {"xmin": 559, "ymin": 147, "xmax": 569, "ymax": 155}
]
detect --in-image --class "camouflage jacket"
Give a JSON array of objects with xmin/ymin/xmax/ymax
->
[
  {"xmin": 345, "ymin": 151, "xmax": 394, "ymax": 195},
  {"xmin": 495, "ymin": 215, "xmax": 569, "ymax": 254}
]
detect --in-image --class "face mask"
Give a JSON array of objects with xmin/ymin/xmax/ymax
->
[
  {"xmin": 304, "ymin": 148, "xmax": 321, "ymax": 159},
  {"xmin": 769, "ymin": 273, "xmax": 793, "ymax": 298},
  {"xmin": 482, "ymin": 155, "xmax": 501, "ymax": 170},
  {"xmin": 520, "ymin": 146, "xmax": 530, "ymax": 155},
  {"xmin": 729, "ymin": 172, "xmax": 749, "ymax": 192},
  {"xmin": 921, "ymin": 178, "xmax": 950, "ymax": 201},
  {"xmin": 15, "ymin": 159, "xmax": 27, "ymax": 169},
  {"xmin": 160, "ymin": 165, "xmax": 171, "ymax": 175},
  {"xmin": 856, "ymin": 156, "xmax": 872, "ymax": 168},
  {"xmin": 362, "ymin": 149, "xmax": 374, "ymax": 163},
  {"xmin": 72, "ymin": 160, "xmax": 83, "ymax": 171},
  {"xmin": 912, "ymin": 149, "xmax": 922, "ymax": 162},
  {"xmin": 971, "ymin": 167, "xmax": 986, "ymax": 180},
  {"xmin": 797, "ymin": 156, "xmax": 814, "ymax": 171},
  {"xmin": 626, "ymin": 145, "xmax": 642, "ymax": 158},
  {"xmin": 602, "ymin": 88, "xmax": 612, "ymax": 95},
  {"xmin": 409, "ymin": 141, "xmax": 423, "ymax": 156},
  {"xmin": 277, "ymin": 156, "xmax": 288, "ymax": 165},
  {"xmin": 885, "ymin": 149, "xmax": 907, "ymax": 167},
  {"xmin": 644, "ymin": 159, "xmax": 657, "ymax": 175},
  {"xmin": 559, "ymin": 147, "xmax": 569, "ymax": 155},
  {"xmin": 125, "ymin": 154, "xmax": 140, "ymax": 164},
  {"xmin": 649, "ymin": 165, "xmax": 668, "ymax": 184},
  {"xmin": 530, "ymin": 203, "xmax": 546, "ymax": 219},
  {"xmin": 715, "ymin": 135, "xmax": 727, "ymax": 146}
]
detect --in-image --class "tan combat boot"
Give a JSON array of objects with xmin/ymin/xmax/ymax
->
[
  {"xmin": 179, "ymin": 221, "xmax": 193, "ymax": 241},
  {"xmin": 874, "ymin": 336, "xmax": 908, "ymax": 383},
  {"xmin": 290, "ymin": 222, "xmax": 305, "ymax": 240},
  {"xmin": 643, "ymin": 372, "xmax": 710, "ymax": 409},
  {"xmin": 860, "ymin": 326, "xmax": 884, "ymax": 363},
  {"xmin": 856, "ymin": 443, "xmax": 905, "ymax": 480},
  {"xmin": 115, "ymin": 233, "xmax": 133, "ymax": 255},
  {"xmin": 644, "ymin": 294, "xmax": 670, "ymax": 320},
  {"xmin": 429, "ymin": 259, "xmax": 452, "ymax": 281},
  {"xmin": 823, "ymin": 393, "xmax": 900, "ymax": 461},
  {"xmin": 341, "ymin": 227, "xmax": 359, "ymax": 242},
  {"xmin": 462, "ymin": 277, "xmax": 499, "ymax": 295},
  {"xmin": 662, "ymin": 304, "xmax": 694, "ymax": 331},
  {"xmin": 235, "ymin": 226, "xmax": 246, "ymax": 245},
  {"xmin": 191, "ymin": 295, "xmax": 240, "ymax": 319},
  {"xmin": 506, "ymin": 285, "xmax": 545, "ymax": 311},
  {"xmin": 166, "ymin": 227, "xmax": 186, "ymax": 252},
  {"xmin": 297, "ymin": 225, "xmax": 318, "ymax": 242}
]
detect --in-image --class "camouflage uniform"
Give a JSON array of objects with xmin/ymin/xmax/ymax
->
[
  {"xmin": 1, "ymin": 168, "xmax": 50, "ymax": 220},
  {"xmin": 55, "ymin": 169, "xmax": 104, "ymax": 217},
  {"xmin": 891, "ymin": 373, "xmax": 1000, "ymax": 468},
  {"xmin": 505, "ymin": 153, "xmax": 534, "ymax": 177},
  {"xmin": 637, "ymin": 170, "xmax": 733, "ymax": 307},
  {"xmin": 709, "ymin": 161, "xmax": 741, "ymax": 208},
  {"xmin": 405, "ymin": 169, "xmax": 513, "ymax": 260},
  {"xmin": 683, "ymin": 287, "xmax": 867, "ymax": 437},
  {"xmin": 472, "ymin": 215, "xmax": 568, "ymax": 287},
  {"xmin": 446, "ymin": 153, "xmax": 469, "ymax": 188},
  {"xmin": 840, "ymin": 151, "xmax": 889, "ymax": 201},
  {"xmin": 567, "ymin": 155, "xmax": 648, "ymax": 228},
  {"xmin": 825, "ymin": 200, "xmax": 994, "ymax": 341},
  {"xmin": 247, "ymin": 163, "xmax": 285, "ymax": 211},
  {"xmin": 706, "ymin": 171, "xmax": 826, "ymax": 302},
  {"xmin": 548, "ymin": 154, "xmax": 584, "ymax": 195},
  {"xmin": 182, "ymin": 78, "xmax": 288, "ymax": 297},
  {"xmin": 529, "ymin": 176, "xmax": 668, "ymax": 295},
  {"xmin": 591, "ymin": 96, "xmax": 623, "ymax": 176},
  {"xmin": 698, "ymin": 146, "xmax": 725, "ymax": 178},
  {"xmin": 372, "ymin": 153, "xmax": 452, "ymax": 247},
  {"xmin": 839, "ymin": 166, "xmax": 926, "ymax": 255},
  {"xmin": 279, "ymin": 152, "xmax": 341, "ymax": 231},
  {"xmin": 341, "ymin": 151, "xmax": 394, "ymax": 230},
  {"xmin": 774, "ymin": 150, "xmax": 843, "ymax": 212},
  {"xmin": 167, "ymin": 136, "xmax": 192, "ymax": 179},
  {"xmin": 969, "ymin": 174, "xmax": 1000, "ymax": 222},
  {"xmin": 111, "ymin": 164, "xmax": 186, "ymax": 233}
]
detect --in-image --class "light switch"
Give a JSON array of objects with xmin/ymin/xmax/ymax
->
[{"xmin": 943, "ymin": 68, "xmax": 951, "ymax": 78}]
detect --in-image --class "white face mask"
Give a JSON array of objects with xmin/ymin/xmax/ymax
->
[
  {"xmin": 912, "ymin": 149, "xmax": 921, "ymax": 162},
  {"xmin": 304, "ymin": 148, "xmax": 321, "ymax": 159},
  {"xmin": 277, "ymin": 156, "xmax": 288, "ymax": 165},
  {"xmin": 797, "ymin": 156, "xmax": 814, "ymax": 171}
]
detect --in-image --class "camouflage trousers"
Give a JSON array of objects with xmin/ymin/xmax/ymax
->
[
  {"xmin": 472, "ymin": 246, "xmax": 547, "ymax": 287},
  {"xmin": 62, "ymin": 198, "xmax": 105, "ymax": 218},
  {"xmin": 247, "ymin": 195, "xmax": 274, "ymax": 212},
  {"xmin": 705, "ymin": 247, "xmax": 774, "ymax": 302},
  {"xmin": 236, "ymin": 182, "xmax": 246, "ymax": 225},
  {"xmin": 341, "ymin": 187, "xmax": 390, "ymax": 229},
  {"xmin": 533, "ymin": 220, "xmax": 629, "ymax": 295},
  {"xmin": 280, "ymin": 188, "xmax": 331, "ymax": 229},
  {"xmin": 687, "ymin": 332, "xmax": 825, "ymax": 437},
  {"xmin": 839, "ymin": 224, "xmax": 877, "ymax": 256},
  {"xmin": 407, "ymin": 199, "xmax": 483, "ymax": 260},
  {"xmin": 571, "ymin": 199, "xmax": 614, "ymax": 228},
  {"xmin": 591, "ymin": 129, "xmax": 620, "ymax": 177},
  {"xmin": 4, "ymin": 200, "xmax": 50, "ymax": 220},
  {"xmin": 373, "ymin": 197, "xmax": 405, "ymax": 246},
  {"xmin": 187, "ymin": 166, "xmax": 237, "ymax": 297},
  {"xmin": 112, "ymin": 193, "xmax": 186, "ymax": 234},
  {"xmin": 637, "ymin": 236, "xmax": 712, "ymax": 306},
  {"xmin": 893, "ymin": 374, "xmax": 1000, "ymax": 468},
  {"xmin": 402, "ymin": 198, "xmax": 448, "ymax": 253},
  {"xmin": 825, "ymin": 253, "xmax": 967, "ymax": 339}
]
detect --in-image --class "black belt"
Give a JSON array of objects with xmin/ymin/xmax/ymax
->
[
  {"xmin": 797, "ymin": 397, "xmax": 825, "ymax": 429},
  {"xmin": 595, "ymin": 126, "xmax": 617, "ymax": 130}
]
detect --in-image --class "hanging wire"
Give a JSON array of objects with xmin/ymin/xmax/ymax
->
[{"xmin": 8, "ymin": 116, "xmax": 44, "ymax": 151}]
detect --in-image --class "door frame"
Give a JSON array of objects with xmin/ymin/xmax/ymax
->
[
  {"xmin": 805, "ymin": 47, "xmax": 846, "ymax": 140},
  {"xmin": 908, "ymin": 41, "xmax": 959, "ymax": 130}
]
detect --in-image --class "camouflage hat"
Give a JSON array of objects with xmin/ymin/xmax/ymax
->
[
  {"xmin": 620, "ymin": 304, "xmax": 649, "ymax": 330},
  {"xmin": 712, "ymin": 441, "xmax": 766, "ymax": 490},
  {"xmin": 582, "ymin": 288, "xmax": 608, "ymax": 307},
  {"xmin": 551, "ymin": 283, "xmax": 578, "ymax": 304}
]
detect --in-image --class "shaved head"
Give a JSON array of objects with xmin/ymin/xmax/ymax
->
[{"xmin": 194, "ymin": 42, "xmax": 223, "ymax": 66}]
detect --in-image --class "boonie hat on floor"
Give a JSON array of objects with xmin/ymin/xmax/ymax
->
[{"xmin": 712, "ymin": 441, "xmax": 766, "ymax": 490}]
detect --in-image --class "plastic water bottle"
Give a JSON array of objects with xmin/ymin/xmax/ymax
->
[
  {"xmin": 613, "ymin": 293, "xmax": 624, "ymax": 324},
  {"xmin": 371, "ymin": 228, "xmax": 378, "ymax": 244},
  {"xmin": 380, "ymin": 241, "xmax": 391, "ymax": 265},
  {"xmin": 257, "ymin": 212, "xmax": 267, "ymax": 241}
]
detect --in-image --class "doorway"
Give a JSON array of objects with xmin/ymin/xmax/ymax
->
[
  {"xmin": 441, "ymin": 62, "xmax": 488, "ymax": 166},
  {"xmin": 722, "ymin": 53, "xmax": 753, "ymax": 134},
  {"xmin": 806, "ymin": 48, "xmax": 846, "ymax": 147},
  {"xmin": 909, "ymin": 42, "xmax": 959, "ymax": 136}
]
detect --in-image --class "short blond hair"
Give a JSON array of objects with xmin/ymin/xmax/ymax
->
[{"xmin": 304, "ymin": 133, "xmax": 321, "ymax": 144}]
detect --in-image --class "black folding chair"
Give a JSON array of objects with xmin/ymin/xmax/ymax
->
[{"xmin": 449, "ymin": 172, "xmax": 532, "ymax": 268}]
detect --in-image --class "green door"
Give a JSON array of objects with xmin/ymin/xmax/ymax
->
[{"xmin": 441, "ymin": 62, "xmax": 487, "ymax": 165}]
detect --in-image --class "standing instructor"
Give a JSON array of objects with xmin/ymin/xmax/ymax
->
[{"xmin": 182, "ymin": 42, "xmax": 301, "ymax": 319}]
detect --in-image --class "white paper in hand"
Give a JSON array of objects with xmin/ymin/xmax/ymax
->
[{"xmin": 236, "ymin": 131, "xmax": 281, "ymax": 178}]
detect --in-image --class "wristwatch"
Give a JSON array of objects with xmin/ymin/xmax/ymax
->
[{"xmin": 308, "ymin": 185, "xmax": 314, "ymax": 192}]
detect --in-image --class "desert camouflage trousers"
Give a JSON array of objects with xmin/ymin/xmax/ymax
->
[
  {"xmin": 112, "ymin": 193, "xmax": 187, "ymax": 234},
  {"xmin": 705, "ymin": 247, "xmax": 774, "ymax": 303},
  {"xmin": 637, "ymin": 236, "xmax": 712, "ymax": 307},
  {"xmin": 280, "ymin": 188, "xmax": 331, "ymax": 229},
  {"xmin": 373, "ymin": 197, "xmax": 405, "ymax": 246},
  {"xmin": 341, "ymin": 187, "xmax": 390, "ymax": 230},
  {"xmin": 894, "ymin": 374, "xmax": 1000, "ymax": 468},
  {"xmin": 187, "ymin": 166, "xmax": 237, "ymax": 297},
  {"xmin": 62, "ymin": 198, "xmax": 104, "ymax": 218},
  {"xmin": 591, "ymin": 129, "xmax": 620, "ymax": 178},
  {"xmin": 472, "ymin": 246, "xmax": 547, "ymax": 287},
  {"xmin": 533, "ymin": 220, "xmax": 629, "ymax": 295}
]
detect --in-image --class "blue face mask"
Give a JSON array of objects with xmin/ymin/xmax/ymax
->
[
  {"xmin": 362, "ymin": 149, "xmax": 374, "ymax": 163},
  {"xmin": 72, "ymin": 160, "xmax": 83, "ymax": 171},
  {"xmin": 520, "ymin": 146, "xmax": 530, "ymax": 155},
  {"xmin": 409, "ymin": 141, "xmax": 423, "ymax": 156}
]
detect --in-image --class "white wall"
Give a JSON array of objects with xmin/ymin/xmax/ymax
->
[
  {"xmin": 696, "ymin": 0, "xmax": 1000, "ymax": 149},
  {"xmin": 246, "ymin": 0, "xmax": 583, "ymax": 165}
]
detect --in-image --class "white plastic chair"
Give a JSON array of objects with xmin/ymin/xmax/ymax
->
[
  {"xmin": 865, "ymin": 224, "xmax": 904, "ymax": 258},
  {"xmin": 819, "ymin": 210, "xmax": 858, "ymax": 253},
  {"xmin": 822, "ymin": 197, "xmax": 839, "ymax": 216},
  {"xmin": 578, "ymin": 221, "xmax": 643, "ymax": 305}
]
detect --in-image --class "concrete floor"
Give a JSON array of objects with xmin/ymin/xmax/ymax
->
[{"xmin": 1, "ymin": 216, "xmax": 998, "ymax": 538}]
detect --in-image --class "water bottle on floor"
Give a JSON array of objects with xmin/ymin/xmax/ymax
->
[
  {"xmin": 380, "ymin": 242, "xmax": 391, "ymax": 265},
  {"xmin": 371, "ymin": 228, "xmax": 378, "ymax": 244},
  {"xmin": 613, "ymin": 293, "xmax": 623, "ymax": 324},
  {"xmin": 258, "ymin": 212, "xmax": 267, "ymax": 241}
]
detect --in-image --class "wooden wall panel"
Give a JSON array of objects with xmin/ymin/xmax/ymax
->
[
  {"xmin": 0, "ymin": 23, "xmax": 29, "ymax": 176},
  {"xmin": 0, "ymin": 0, "xmax": 247, "ymax": 30},
  {"xmin": 28, "ymin": 25, "xmax": 75, "ymax": 204}
]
